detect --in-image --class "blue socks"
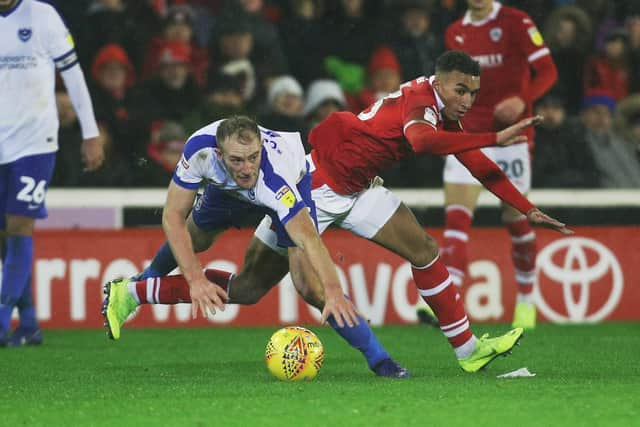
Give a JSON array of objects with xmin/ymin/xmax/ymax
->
[
  {"xmin": 16, "ymin": 274, "xmax": 38, "ymax": 331},
  {"xmin": 327, "ymin": 300, "xmax": 390, "ymax": 368},
  {"xmin": 0, "ymin": 236, "xmax": 33, "ymax": 333},
  {"xmin": 140, "ymin": 242, "xmax": 178, "ymax": 280}
]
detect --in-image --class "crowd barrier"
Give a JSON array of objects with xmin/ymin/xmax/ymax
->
[{"xmin": 11, "ymin": 225, "xmax": 639, "ymax": 328}]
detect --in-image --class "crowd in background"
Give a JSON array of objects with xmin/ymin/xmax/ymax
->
[{"xmin": 50, "ymin": 0, "xmax": 640, "ymax": 188}]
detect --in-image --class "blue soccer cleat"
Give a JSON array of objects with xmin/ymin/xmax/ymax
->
[
  {"xmin": 9, "ymin": 327, "xmax": 43, "ymax": 347},
  {"xmin": 371, "ymin": 358, "xmax": 410, "ymax": 379}
]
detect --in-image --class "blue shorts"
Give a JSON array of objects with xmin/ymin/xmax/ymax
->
[
  {"xmin": 0, "ymin": 152, "xmax": 56, "ymax": 223},
  {"xmin": 192, "ymin": 172, "xmax": 317, "ymax": 248}
]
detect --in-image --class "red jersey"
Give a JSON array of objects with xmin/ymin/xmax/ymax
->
[
  {"xmin": 445, "ymin": 2, "xmax": 556, "ymax": 137},
  {"xmin": 308, "ymin": 76, "xmax": 535, "ymax": 213}
]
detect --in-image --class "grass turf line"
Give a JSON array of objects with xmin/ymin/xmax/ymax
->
[{"xmin": 1, "ymin": 323, "xmax": 638, "ymax": 427}]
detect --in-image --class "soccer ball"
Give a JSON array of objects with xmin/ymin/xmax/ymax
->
[{"xmin": 265, "ymin": 326, "xmax": 324, "ymax": 381}]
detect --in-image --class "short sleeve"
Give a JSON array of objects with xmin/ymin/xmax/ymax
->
[
  {"xmin": 402, "ymin": 86, "xmax": 440, "ymax": 133},
  {"xmin": 172, "ymin": 135, "xmax": 213, "ymax": 190}
]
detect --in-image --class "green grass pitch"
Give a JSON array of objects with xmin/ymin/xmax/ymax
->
[{"xmin": 1, "ymin": 323, "xmax": 638, "ymax": 427}]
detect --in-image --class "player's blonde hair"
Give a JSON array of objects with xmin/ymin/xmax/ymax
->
[{"xmin": 216, "ymin": 116, "xmax": 260, "ymax": 148}]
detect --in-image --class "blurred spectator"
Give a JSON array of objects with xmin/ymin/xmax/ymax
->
[
  {"xmin": 217, "ymin": 0, "xmax": 288, "ymax": 77},
  {"xmin": 614, "ymin": 94, "xmax": 640, "ymax": 162},
  {"xmin": 182, "ymin": 72, "xmax": 248, "ymax": 134},
  {"xmin": 80, "ymin": 0, "xmax": 159, "ymax": 70},
  {"xmin": 543, "ymin": 6, "xmax": 593, "ymax": 114},
  {"xmin": 259, "ymin": 75, "xmax": 305, "ymax": 131},
  {"xmin": 90, "ymin": 43, "xmax": 137, "ymax": 160},
  {"xmin": 388, "ymin": 0, "xmax": 444, "ymax": 80},
  {"xmin": 584, "ymin": 29, "xmax": 633, "ymax": 102},
  {"xmin": 278, "ymin": 0, "xmax": 328, "ymax": 86},
  {"xmin": 135, "ymin": 121, "xmax": 187, "ymax": 187},
  {"xmin": 303, "ymin": 79, "xmax": 347, "ymax": 148},
  {"xmin": 580, "ymin": 92, "xmax": 640, "ymax": 187},
  {"xmin": 209, "ymin": 15, "xmax": 261, "ymax": 104},
  {"xmin": 142, "ymin": 5, "xmax": 209, "ymax": 86},
  {"xmin": 347, "ymin": 46, "xmax": 402, "ymax": 113},
  {"xmin": 130, "ymin": 41, "xmax": 201, "ymax": 157},
  {"xmin": 532, "ymin": 94, "xmax": 600, "ymax": 187},
  {"xmin": 52, "ymin": 94, "xmax": 131, "ymax": 187}
]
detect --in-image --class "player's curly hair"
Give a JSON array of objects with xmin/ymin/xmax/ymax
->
[
  {"xmin": 216, "ymin": 116, "xmax": 260, "ymax": 147},
  {"xmin": 435, "ymin": 50, "xmax": 480, "ymax": 76}
]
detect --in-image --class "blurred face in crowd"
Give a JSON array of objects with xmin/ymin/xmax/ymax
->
[
  {"xmin": 98, "ymin": 61, "xmax": 127, "ymax": 94},
  {"xmin": 217, "ymin": 130, "xmax": 262, "ymax": 189},
  {"xmin": 403, "ymin": 8, "xmax": 429, "ymax": 38},
  {"xmin": 535, "ymin": 103, "xmax": 565, "ymax": 129},
  {"xmin": 160, "ymin": 61, "xmax": 189, "ymax": 89},
  {"xmin": 56, "ymin": 92, "xmax": 77, "ymax": 127},
  {"xmin": 239, "ymin": 0, "xmax": 263, "ymax": 13},
  {"xmin": 371, "ymin": 69, "xmax": 401, "ymax": 95},
  {"xmin": 0, "ymin": 0, "xmax": 17, "ymax": 10},
  {"xmin": 220, "ymin": 33, "xmax": 253, "ymax": 60},
  {"xmin": 164, "ymin": 22, "xmax": 193, "ymax": 43},
  {"xmin": 581, "ymin": 105, "xmax": 612, "ymax": 135},
  {"xmin": 626, "ymin": 17, "xmax": 640, "ymax": 49},
  {"xmin": 556, "ymin": 18, "xmax": 577, "ymax": 48},
  {"xmin": 98, "ymin": 0, "xmax": 123, "ymax": 10},
  {"xmin": 293, "ymin": 0, "xmax": 316, "ymax": 19},
  {"xmin": 433, "ymin": 70, "xmax": 480, "ymax": 121},
  {"xmin": 312, "ymin": 100, "xmax": 343, "ymax": 124},
  {"xmin": 341, "ymin": 0, "xmax": 363, "ymax": 17},
  {"xmin": 273, "ymin": 93, "xmax": 304, "ymax": 117},
  {"xmin": 604, "ymin": 38, "xmax": 627, "ymax": 62}
]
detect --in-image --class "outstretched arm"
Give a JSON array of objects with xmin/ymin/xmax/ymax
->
[
  {"xmin": 455, "ymin": 150, "xmax": 572, "ymax": 234},
  {"xmin": 404, "ymin": 116, "xmax": 542, "ymax": 155},
  {"xmin": 163, "ymin": 182, "xmax": 228, "ymax": 318},
  {"xmin": 284, "ymin": 208, "xmax": 360, "ymax": 328}
]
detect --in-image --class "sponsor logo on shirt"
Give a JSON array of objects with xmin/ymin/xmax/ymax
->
[
  {"xmin": 181, "ymin": 157, "xmax": 190, "ymax": 169},
  {"xmin": 275, "ymin": 185, "xmax": 296, "ymax": 208},
  {"xmin": 489, "ymin": 27, "xmax": 502, "ymax": 42},
  {"xmin": 528, "ymin": 27, "xmax": 544, "ymax": 46},
  {"xmin": 454, "ymin": 35, "xmax": 464, "ymax": 44},
  {"xmin": 18, "ymin": 28, "xmax": 32, "ymax": 42},
  {"xmin": 472, "ymin": 54, "xmax": 504, "ymax": 68},
  {"xmin": 423, "ymin": 107, "xmax": 438, "ymax": 126}
]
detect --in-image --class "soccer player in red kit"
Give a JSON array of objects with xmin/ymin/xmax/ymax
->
[
  {"xmin": 104, "ymin": 51, "xmax": 570, "ymax": 373},
  {"xmin": 436, "ymin": 0, "xmax": 558, "ymax": 330}
]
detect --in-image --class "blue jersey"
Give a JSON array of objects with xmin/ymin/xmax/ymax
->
[{"xmin": 173, "ymin": 120, "xmax": 310, "ymax": 227}]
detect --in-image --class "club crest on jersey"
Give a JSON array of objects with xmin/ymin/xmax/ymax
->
[
  {"xmin": 248, "ymin": 188, "xmax": 256, "ymax": 200},
  {"xmin": 489, "ymin": 27, "xmax": 502, "ymax": 42},
  {"xmin": 423, "ymin": 107, "xmax": 438, "ymax": 126},
  {"xmin": 275, "ymin": 185, "xmax": 296, "ymax": 208},
  {"xmin": 18, "ymin": 28, "xmax": 32, "ymax": 42}
]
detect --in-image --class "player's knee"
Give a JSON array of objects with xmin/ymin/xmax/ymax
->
[{"xmin": 411, "ymin": 233, "xmax": 440, "ymax": 266}]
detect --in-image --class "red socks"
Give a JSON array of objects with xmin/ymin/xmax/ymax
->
[
  {"xmin": 506, "ymin": 217, "xmax": 537, "ymax": 297},
  {"xmin": 441, "ymin": 205, "xmax": 473, "ymax": 286},
  {"xmin": 131, "ymin": 269, "xmax": 232, "ymax": 304},
  {"xmin": 412, "ymin": 257, "xmax": 473, "ymax": 349}
]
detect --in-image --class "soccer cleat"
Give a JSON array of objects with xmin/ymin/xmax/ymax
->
[
  {"xmin": 458, "ymin": 328, "xmax": 524, "ymax": 373},
  {"xmin": 512, "ymin": 302, "xmax": 536, "ymax": 330},
  {"xmin": 416, "ymin": 305, "xmax": 439, "ymax": 327},
  {"xmin": 371, "ymin": 358, "xmax": 410, "ymax": 379},
  {"xmin": 101, "ymin": 278, "xmax": 138, "ymax": 341},
  {"xmin": 8, "ymin": 327, "xmax": 43, "ymax": 347}
]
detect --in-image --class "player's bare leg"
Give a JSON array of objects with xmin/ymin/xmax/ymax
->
[{"xmin": 501, "ymin": 201, "xmax": 537, "ymax": 329}]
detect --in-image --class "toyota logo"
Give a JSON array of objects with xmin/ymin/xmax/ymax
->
[{"xmin": 534, "ymin": 237, "xmax": 623, "ymax": 323}]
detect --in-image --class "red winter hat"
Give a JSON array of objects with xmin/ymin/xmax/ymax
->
[
  {"xmin": 368, "ymin": 46, "xmax": 401, "ymax": 75},
  {"xmin": 158, "ymin": 41, "xmax": 191, "ymax": 64},
  {"xmin": 91, "ymin": 43, "xmax": 135, "ymax": 88}
]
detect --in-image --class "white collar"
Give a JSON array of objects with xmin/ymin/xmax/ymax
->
[
  {"xmin": 428, "ymin": 75, "xmax": 446, "ymax": 112},
  {"xmin": 462, "ymin": 1, "xmax": 502, "ymax": 26}
]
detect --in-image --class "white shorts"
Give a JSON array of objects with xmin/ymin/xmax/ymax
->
[
  {"xmin": 443, "ymin": 144, "xmax": 531, "ymax": 193},
  {"xmin": 255, "ymin": 184, "xmax": 402, "ymax": 254}
]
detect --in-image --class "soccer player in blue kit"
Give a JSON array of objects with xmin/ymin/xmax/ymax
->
[{"xmin": 0, "ymin": 0, "xmax": 104, "ymax": 346}]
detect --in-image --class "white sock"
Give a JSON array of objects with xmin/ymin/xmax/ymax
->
[{"xmin": 455, "ymin": 335, "xmax": 477, "ymax": 359}]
